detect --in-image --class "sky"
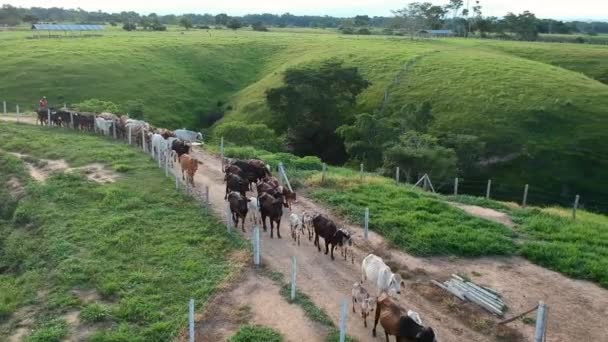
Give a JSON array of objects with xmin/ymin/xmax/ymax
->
[{"xmin": 6, "ymin": 0, "xmax": 608, "ymax": 20}]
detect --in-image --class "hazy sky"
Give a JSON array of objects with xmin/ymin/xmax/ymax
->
[{"xmin": 7, "ymin": 0, "xmax": 608, "ymax": 20}]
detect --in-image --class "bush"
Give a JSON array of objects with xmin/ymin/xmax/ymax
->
[
  {"xmin": 357, "ymin": 28, "xmax": 371, "ymax": 35},
  {"xmin": 382, "ymin": 28, "xmax": 394, "ymax": 36},
  {"xmin": 214, "ymin": 121, "xmax": 283, "ymax": 152},
  {"xmin": 292, "ymin": 156, "xmax": 323, "ymax": 170},
  {"xmin": 152, "ymin": 24, "xmax": 167, "ymax": 31},
  {"xmin": 122, "ymin": 23, "xmax": 136, "ymax": 31},
  {"xmin": 74, "ymin": 99, "xmax": 120, "ymax": 114},
  {"xmin": 340, "ymin": 27, "xmax": 355, "ymax": 35},
  {"xmin": 122, "ymin": 99, "xmax": 145, "ymax": 119},
  {"xmin": 252, "ymin": 22, "xmax": 269, "ymax": 32},
  {"xmin": 230, "ymin": 325, "xmax": 282, "ymax": 342},
  {"xmin": 196, "ymin": 25, "xmax": 211, "ymax": 29}
]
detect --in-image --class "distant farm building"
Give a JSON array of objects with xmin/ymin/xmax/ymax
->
[
  {"xmin": 31, "ymin": 24, "xmax": 105, "ymax": 38},
  {"xmin": 417, "ymin": 29, "xmax": 454, "ymax": 38}
]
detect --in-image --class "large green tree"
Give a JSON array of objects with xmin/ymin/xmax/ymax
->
[
  {"xmin": 266, "ymin": 59, "xmax": 370, "ymax": 163},
  {"xmin": 337, "ymin": 113, "xmax": 394, "ymax": 168}
]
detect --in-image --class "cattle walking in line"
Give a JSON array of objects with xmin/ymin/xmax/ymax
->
[
  {"xmin": 232, "ymin": 159, "xmax": 271, "ymax": 189},
  {"xmin": 174, "ymin": 129, "xmax": 203, "ymax": 143},
  {"xmin": 225, "ymin": 173, "xmax": 248, "ymax": 199},
  {"xmin": 361, "ymin": 254, "xmax": 404, "ymax": 297},
  {"xmin": 373, "ymin": 293, "xmax": 437, "ymax": 342},
  {"xmin": 259, "ymin": 192, "xmax": 284, "ymax": 239},
  {"xmin": 179, "ymin": 154, "xmax": 199, "ymax": 187},
  {"xmin": 312, "ymin": 214, "xmax": 352, "ymax": 260},
  {"xmin": 248, "ymin": 197, "xmax": 260, "ymax": 225},
  {"xmin": 302, "ymin": 212, "xmax": 314, "ymax": 241},
  {"xmin": 151, "ymin": 133, "xmax": 169, "ymax": 163},
  {"xmin": 282, "ymin": 187, "xmax": 297, "ymax": 210},
  {"xmin": 352, "ymin": 282, "xmax": 376, "ymax": 327},
  {"xmin": 224, "ymin": 164, "xmax": 247, "ymax": 183},
  {"xmin": 228, "ymin": 191, "xmax": 249, "ymax": 232}
]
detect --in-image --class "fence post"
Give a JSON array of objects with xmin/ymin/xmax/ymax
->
[
  {"xmin": 165, "ymin": 151, "xmax": 169, "ymax": 177},
  {"xmin": 454, "ymin": 177, "xmax": 459, "ymax": 196},
  {"xmin": 16, "ymin": 105, "xmax": 19, "ymax": 117},
  {"xmin": 486, "ymin": 179, "xmax": 492, "ymax": 199},
  {"xmin": 322, "ymin": 163, "xmax": 327, "ymax": 183},
  {"xmin": 226, "ymin": 204, "xmax": 232, "ymax": 232},
  {"xmin": 47, "ymin": 108, "xmax": 51, "ymax": 126},
  {"xmin": 534, "ymin": 301, "xmax": 547, "ymax": 342},
  {"xmin": 2, "ymin": 101, "xmax": 6, "ymax": 115},
  {"xmin": 189, "ymin": 299, "xmax": 195, "ymax": 342},
  {"xmin": 291, "ymin": 256, "xmax": 297, "ymax": 301},
  {"xmin": 522, "ymin": 184, "xmax": 529, "ymax": 207},
  {"xmin": 142, "ymin": 130, "xmax": 147, "ymax": 153},
  {"xmin": 175, "ymin": 171, "xmax": 179, "ymax": 190},
  {"xmin": 70, "ymin": 111, "xmax": 74, "ymax": 128},
  {"xmin": 339, "ymin": 297, "xmax": 347, "ymax": 342},
  {"xmin": 572, "ymin": 194, "xmax": 580, "ymax": 220},
  {"xmin": 220, "ymin": 136, "xmax": 224, "ymax": 170},
  {"xmin": 360, "ymin": 163, "xmax": 364, "ymax": 180},
  {"xmin": 364, "ymin": 207, "xmax": 369, "ymax": 240},
  {"xmin": 253, "ymin": 226, "xmax": 260, "ymax": 265},
  {"xmin": 113, "ymin": 121, "xmax": 117, "ymax": 139},
  {"xmin": 205, "ymin": 185, "xmax": 210, "ymax": 206},
  {"xmin": 395, "ymin": 167, "xmax": 400, "ymax": 184},
  {"xmin": 279, "ymin": 162, "xmax": 293, "ymax": 192}
]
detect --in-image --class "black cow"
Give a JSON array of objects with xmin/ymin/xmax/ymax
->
[
  {"xmin": 259, "ymin": 192, "xmax": 284, "ymax": 239},
  {"xmin": 312, "ymin": 215, "xmax": 352, "ymax": 260},
  {"xmin": 232, "ymin": 160, "xmax": 270, "ymax": 187},
  {"xmin": 228, "ymin": 191, "xmax": 249, "ymax": 232},
  {"xmin": 171, "ymin": 139, "xmax": 191, "ymax": 161},
  {"xmin": 225, "ymin": 173, "xmax": 248, "ymax": 199}
]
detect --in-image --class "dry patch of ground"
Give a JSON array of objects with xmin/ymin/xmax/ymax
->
[
  {"xmin": 8, "ymin": 152, "xmax": 118, "ymax": 183},
  {"xmin": 450, "ymin": 202, "xmax": 515, "ymax": 228}
]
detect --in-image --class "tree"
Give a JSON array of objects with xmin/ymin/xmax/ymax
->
[
  {"xmin": 215, "ymin": 13, "xmax": 229, "ymax": 26},
  {"xmin": 504, "ymin": 11, "xmax": 539, "ymax": 41},
  {"xmin": 383, "ymin": 131, "xmax": 457, "ymax": 183},
  {"xmin": 214, "ymin": 122, "xmax": 283, "ymax": 152},
  {"xmin": 179, "ymin": 17, "xmax": 193, "ymax": 30},
  {"xmin": 227, "ymin": 19, "xmax": 242, "ymax": 30},
  {"xmin": 266, "ymin": 59, "xmax": 371, "ymax": 163},
  {"xmin": 22, "ymin": 14, "xmax": 39, "ymax": 24},
  {"xmin": 123, "ymin": 99, "xmax": 145, "ymax": 119},
  {"xmin": 354, "ymin": 15, "xmax": 371, "ymax": 27},
  {"xmin": 393, "ymin": 2, "xmax": 447, "ymax": 36},
  {"xmin": 122, "ymin": 22, "xmax": 137, "ymax": 31},
  {"xmin": 337, "ymin": 113, "xmax": 394, "ymax": 168}
]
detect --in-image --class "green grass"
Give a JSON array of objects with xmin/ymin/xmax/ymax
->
[
  {"xmin": 229, "ymin": 325, "xmax": 283, "ymax": 342},
  {"xmin": 0, "ymin": 123, "xmax": 245, "ymax": 340}
]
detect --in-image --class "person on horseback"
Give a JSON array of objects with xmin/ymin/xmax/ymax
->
[{"xmin": 38, "ymin": 96, "xmax": 48, "ymax": 110}]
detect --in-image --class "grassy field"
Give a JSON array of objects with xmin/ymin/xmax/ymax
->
[{"xmin": 0, "ymin": 122, "xmax": 244, "ymax": 341}]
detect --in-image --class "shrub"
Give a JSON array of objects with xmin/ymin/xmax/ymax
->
[
  {"xmin": 292, "ymin": 156, "xmax": 323, "ymax": 170},
  {"xmin": 214, "ymin": 121, "xmax": 283, "ymax": 152},
  {"xmin": 230, "ymin": 325, "xmax": 282, "ymax": 342},
  {"xmin": 122, "ymin": 99, "xmax": 145, "ymax": 119},
  {"xmin": 196, "ymin": 25, "xmax": 211, "ymax": 29},
  {"xmin": 74, "ymin": 99, "xmax": 120, "ymax": 114},
  {"xmin": 340, "ymin": 27, "xmax": 355, "ymax": 35},
  {"xmin": 357, "ymin": 28, "xmax": 371, "ymax": 35},
  {"xmin": 252, "ymin": 22, "xmax": 269, "ymax": 32},
  {"xmin": 122, "ymin": 23, "xmax": 136, "ymax": 31}
]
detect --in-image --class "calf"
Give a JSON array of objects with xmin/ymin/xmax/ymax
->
[
  {"xmin": 259, "ymin": 192, "xmax": 284, "ymax": 239},
  {"xmin": 289, "ymin": 213, "xmax": 305, "ymax": 246},
  {"xmin": 373, "ymin": 294, "xmax": 436, "ymax": 342},
  {"xmin": 312, "ymin": 215, "xmax": 352, "ymax": 260},
  {"xmin": 301, "ymin": 212, "xmax": 314, "ymax": 242},
  {"xmin": 225, "ymin": 173, "xmax": 248, "ymax": 199},
  {"xmin": 228, "ymin": 192, "xmax": 249, "ymax": 232},
  {"xmin": 248, "ymin": 197, "xmax": 260, "ymax": 225},
  {"xmin": 282, "ymin": 187, "xmax": 297, "ymax": 210},
  {"xmin": 179, "ymin": 154, "xmax": 199, "ymax": 187},
  {"xmin": 361, "ymin": 254, "xmax": 404, "ymax": 297},
  {"xmin": 352, "ymin": 282, "xmax": 376, "ymax": 327}
]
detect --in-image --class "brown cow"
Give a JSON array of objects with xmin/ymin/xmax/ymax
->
[
  {"xmin": 228, "ymin": 191, "xmax": 249, "ymax": 232},
  {"xmin": 259, "ymin": 192, "xmax": 284, "ymax": 239},
  {"xmin": 179, "ymin": 154, "xmax": 199, "ymax": 187},
  {"xmin": 373, "ymin": 294, "xmax": 437, "ymax": 342}
]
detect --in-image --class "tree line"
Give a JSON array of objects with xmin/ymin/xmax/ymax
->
[{"xmin": 2, "ymin": 4, "xmax": 607, "ymax": 40}]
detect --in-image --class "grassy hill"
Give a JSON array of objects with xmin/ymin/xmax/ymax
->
[{"xmin": 0, "ymin": 122, "xmax": 243, "ymax": 340}]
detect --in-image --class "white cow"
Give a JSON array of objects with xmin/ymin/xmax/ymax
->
[
  {"xmin": 289, "ymin": 213, "xmax": 305, "ymax": 246},
  {"xmin": 248, "ymin": 197, "xmax": 259, "ymax": 225},
  {"xmin": 95, "ymin": 117, "xmax": 114, "ymax": 136},
  {"xmin": 175, "ymin": 129, "xmax": 203, "ymax": 143},
  {"xmin": 151, "ymin": 133, "xmax": 170, "ymax": 163},
  {"xmin": 361, "ymin": 254, "xmax": 403, "ymax": 296}
]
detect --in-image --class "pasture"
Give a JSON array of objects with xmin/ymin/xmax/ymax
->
[{"xmin": 0, "ymin": 122, "xmax": 244, "ymax": 341}]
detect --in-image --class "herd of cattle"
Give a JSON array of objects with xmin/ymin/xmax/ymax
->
[{"xmin": 36, "ymin": 107, "xmax": 437, "ymax": 342}]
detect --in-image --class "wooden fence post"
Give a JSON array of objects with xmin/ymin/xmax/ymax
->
[
  {"xmin": 47, "ymin": 108, "xmax": 51, "ymax": 126},
  {"xmin": 573, "ymin": 194, "xmax": 580, "ymax": 220},
  {"xmin": 339, "ymin": 297, "xmax": 347, "ymax": 342},
  {"xmin": 534, "ymin": 301, "xmax": 547, "ymax": 342},
  {"xmin": 322, "ymin": 163, "xmax": 327, "ymax": 183},
  {"xmin": 113, "ymin": 121, "xmax": 117, "ymax": 139},
  {"xmin": 364, "ymin": 207, "xmax": 369, "ymax": 240},
  {"xmin": 360, "ymin": 163, "xmax": 364, "ymax": 180},
  {"xmin": 189, "ymin": 299, "xmax": 195, "ymax": 342},
  {"xmin": 253, "ymin": 226, "xmax": 260, "ymax": 265},
  {"xmin": 128, "ymin": 126, "xmax": 132, "ymax": 144},
  {"xmin": 486, "ymin": 179, "xmax": 492, "ymax": 199},
  {"xmin": 2, "ymin": 101, "xmax": 6, "ymax": 115},
  {"xmin": 16, "ymin": 105, "xmax": 19, "ymax": 117},
  {"xmin": 70, "ymin": 111, "xmax": 74, "ymax": 128},
  {"xmin": 454, "ymin": 177, "xmax": 459, "ymax": 196},
  {"xmin": 142, "ymin": 130, "xmax": 147, "ymax": 153},
  {"xmin": 522, "ymin": 184, "xmax": 529, "ymax": 208},
  {"xmin": 205, "ymin": 185, "xmax": 210, "ymax": 206},
  {"xmin": 291, "ymin": 256, "xmax": 297, "ymax": 301},
  {"xmin": 395, "ymin": 167, "xmax": 400, "ymax": 184}
]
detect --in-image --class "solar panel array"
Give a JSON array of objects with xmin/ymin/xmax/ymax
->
[{"xmin": 33, "ymin": 24, "xmax": 105, "ymax": 31}]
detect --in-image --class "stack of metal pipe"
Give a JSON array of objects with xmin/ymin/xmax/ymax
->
[{"xmin": 432, "ymin": 274, "xmax": 505, "ymax": 316}]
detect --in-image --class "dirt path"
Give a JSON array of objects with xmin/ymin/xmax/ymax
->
[
  {"xmin": 449, "ymin": 202, "xmax": 515, "ymax": 227},
  {"xmin": 187, "ymin": 148, "xmax": 608, "ymax": 342}
]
